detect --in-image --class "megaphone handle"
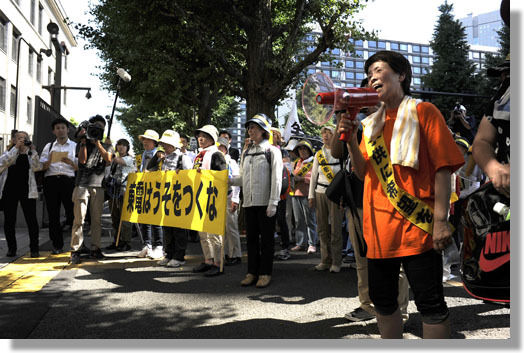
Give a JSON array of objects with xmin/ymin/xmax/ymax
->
[{"xmin": 339, "ymin": 108, "xmax": 359, "ymax": 142}]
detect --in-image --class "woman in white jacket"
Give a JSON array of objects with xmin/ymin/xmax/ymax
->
[
  {"xmin": 231, "ymin": 114, "xmax": 283, "ymax": 288},
  {"xmin": 0, "ymin": 131, "xmax": 41, "ymax": 257}
]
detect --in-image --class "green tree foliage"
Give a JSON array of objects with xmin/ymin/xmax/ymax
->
[
  {"xmin": 77, "ymin": 0, "xmax": 374, "ymax": 142},
  {"xmin": 422, "ymin": 1, "xmax": 481, "ymax": 118},
  {"xmin": 296, "ymin": 106, "xmax": 322, "ymax": 139},
  {"xmin": 76, "ymin": 0, "xmax": 238, "ymax": 141},
  {"xmin": 478, "ymin": 25, "xmax": 510, "ymax": 107},
  {"xmin": 119, "ymin": 96, "xmax": 238, "ymax": 153}
]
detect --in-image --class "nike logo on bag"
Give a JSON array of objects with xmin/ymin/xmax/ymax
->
[
  {"xmin": 478, "ymin": 230, "xmax": 510, "ymax": 272},
  {"xmin": 479, "ymin": 252, "xmax": 510, "ymax": 272}
]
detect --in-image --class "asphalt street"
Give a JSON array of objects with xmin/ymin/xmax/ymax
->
[{"xmin": 0, "ymin": 204, "xmax": 512, "ymax": 343}]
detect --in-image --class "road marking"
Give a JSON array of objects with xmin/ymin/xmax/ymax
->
[
  {"xmin": 0, "ymin": 252, "xmax": 70, "ymax": 293},
  {"xmin": 0, "ymin": 252, "xmax": 204, "ymax": 293}
]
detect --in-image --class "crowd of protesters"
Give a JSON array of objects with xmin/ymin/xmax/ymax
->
[{"xmin": 0, "ymin": 20, "xmax": 510, "ymax": 339}]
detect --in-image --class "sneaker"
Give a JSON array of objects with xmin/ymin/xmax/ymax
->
[
  {"xmin": 240, "ymin": 273, "xmax": 257, "ymax": 286},
  {"xmin": 167, "ymin": 259, "xmax": 186, "ymax": 268},
  {"xmin": 137, "ymin": 245, "xmax": 152, "ymax": 258},
  {"xmin": 307, "ymin": 245, "xmax": 317, "ymax": 254},
  {"xmin": 255, "ymin": 275, "xmax": 271, "ymax": 288},
  {"xmin": 90, "ymin": 248, "xmax": 105, "ymax": 259},
  {"xmin": 158, "ymin": 257, "xmax": 170, "ymax": 266},
  {"xmin": 193, "ymin": 262, "xmax": 212, "ymax": 273},
  {"xmin": 30, "ymin": 251, "xmax": 40, "ymax": 258},
  {"xmin": 344, "ymin": 307, "xmax": 375, "ymax": 322},
  {"xmin": 329, "ymin": 265, "xmax": 341, "ymax": 273},
  {"xmin": 276, "ymin": 249, "xmax": 290, "ymax": 260},
  {"xmin": 149, "ymin": 246, "xmax": 164, "ymax": 259},
  {"xmin": 70, "ymin": 251, "xmax": 81, "ymax": 265},
  {"xmin": 204, "ymin": 265, "xmax": 222, "ymax": 277},
  {"xmin": 314, "ymin": 263, "xmax": 330, "ymax": 271},
  {"xmin": 290, "ymin": 245, "xmax": 304, "ymax": 252}
]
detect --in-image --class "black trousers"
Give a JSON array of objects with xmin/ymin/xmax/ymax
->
[
  {"xmin": 276, "ymin": 199, "xmax": 290, "ymax": 249},
  {"xmin": 43, "ymin": 175, "xmax": 75, "ymax": 250},
  {"xmin": 2, "ymin": 194, "xmax": 39, "ymax": 253},
  {"xmin": 245, "ymin": 206, "xmax": 276, "ymax": 276},
  {"xmin": 163, "ymin": 226, "xmax": 187, "ymax": 261}
]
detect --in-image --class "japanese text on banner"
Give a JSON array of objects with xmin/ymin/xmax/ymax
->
[{"xmin": 121, "ymin": 169, "xmax": 228, "ymax": 235}]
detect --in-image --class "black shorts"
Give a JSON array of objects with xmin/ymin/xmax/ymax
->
[{"xmin": 368, "ymin": 249, "xmax": 449, "ymax": 324}]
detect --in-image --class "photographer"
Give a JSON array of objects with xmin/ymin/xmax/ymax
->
[
  {"xmin": 447, "ymin": 104, "xmax": 474, "ymax": 144},
  {"xmin": 70, "ymin": 115, "xmax": 113, "ymax": 265},
  {"xmin": 0, "ymin": 131, "xmax": 41, "ymax": 258}
]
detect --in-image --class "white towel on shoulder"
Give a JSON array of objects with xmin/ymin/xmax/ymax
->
[{"xmin": 362, "ymin": 95, "xmax": 422, "ymax": 170}]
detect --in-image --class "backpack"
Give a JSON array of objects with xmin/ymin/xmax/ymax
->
[{"xmin": 459, "ymin": 181, "xmax": 510, "ymax": 303}]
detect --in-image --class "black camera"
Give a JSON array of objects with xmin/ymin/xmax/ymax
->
[
  {"xmin": 76, "ymin": 120, "xmax": 104, "ymax": 141},
  {"xmin": 24, "ymin": 139, "xmax": 32, "ymax": 147},
  {"xmin": 453, "ymin": 103, "xmax": 464, "ymax": 114},
  {"xmin": 86, "ymin": 123, "xmax": 105, "ymax": 140}
]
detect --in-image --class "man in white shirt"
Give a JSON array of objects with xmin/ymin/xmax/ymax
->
[{"xmin": 40, "ymin": 118, "xmax": 78, "ymax": 254}]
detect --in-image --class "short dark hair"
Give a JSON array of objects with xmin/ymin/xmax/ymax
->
[
  {"xmin": 229, "ymin": 147, "xmax": 240, "ymax": 162},
  {"xmin": 116, "ymin": 138, "xmax": 130, "ymax": 153},
  {"xmin": 51, "ymin": 118, "xmax": 69, "ymax": 130},
  {"xmin": 365, "ymin": 50, "xmax": 412, "ymax": 95},
  {"xmin": 89, "ymin": 114, "xmax": 106, "ymax": 127},
  {"xmin": 219, "ymin": 130, "xmax": 232, "ymax": 139}
]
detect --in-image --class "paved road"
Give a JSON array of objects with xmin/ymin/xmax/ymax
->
[{"xmin": 0, "ymin": 207, "xmax": 511, "ymax": 341}]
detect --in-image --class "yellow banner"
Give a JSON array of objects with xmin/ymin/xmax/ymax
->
[{"xmin": 121, "ymin": 170, "xmax": 228, "ymax": 235}]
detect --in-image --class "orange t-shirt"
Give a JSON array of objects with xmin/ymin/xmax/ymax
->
[{"xmin": 359, "ymin": 102, "xmax": 465, "ymax": 259}]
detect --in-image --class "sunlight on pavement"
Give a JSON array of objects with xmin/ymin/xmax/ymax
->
[
  {"xmin": 0, "ymin": 252, "xmax": 203, "ymax": 293},
  {"xmin": 0, "ymin": 252, "xmax": 70, "ymax": 293}
]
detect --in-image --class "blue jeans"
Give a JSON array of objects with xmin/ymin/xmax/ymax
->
[
  {"xmin": 140, "ymin": 223, "xmax": 163, "ymax": 248},
  {"xmin": 292, "ymin": 196, "xmax": 318, "ymax": 247}
]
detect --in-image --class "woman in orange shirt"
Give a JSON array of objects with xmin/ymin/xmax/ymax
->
[{"xmin": 338, "ymin": 51, "xmax": 464, "ymax": 339}]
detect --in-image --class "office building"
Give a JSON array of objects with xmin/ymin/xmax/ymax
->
[
  {"xmin": 0, "ymin": 0, "xmax": 77, "ymax": 153},
  {"xmin": 460, "ymin": 10, "xmax": 504, "ymax": 48}
]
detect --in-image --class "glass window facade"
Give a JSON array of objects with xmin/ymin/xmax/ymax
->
[{"xmin": 0, "ymin": 76, "xmax": 5, "ymax": 111}]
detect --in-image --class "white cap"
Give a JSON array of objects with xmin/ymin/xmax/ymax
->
[{"xmin": 158, "ymin": 129, "xmax": 181, "ymax": 148}]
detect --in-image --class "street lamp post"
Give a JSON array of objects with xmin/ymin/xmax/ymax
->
[
  {"xmin": 41, "ymin": 22, "xmax": 92, "ymax": 115},
  {"xmin": 107, "ymin": 68, "xmax": 131, "ymax": 139},
  {"xmin": 46, "ymin": 22, "xmax": 64, "ymax": 114}
]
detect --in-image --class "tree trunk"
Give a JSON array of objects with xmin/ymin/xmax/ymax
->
[{"xmin": 244, "ymin": 0, "xmax": 278, "ymax": 124}]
